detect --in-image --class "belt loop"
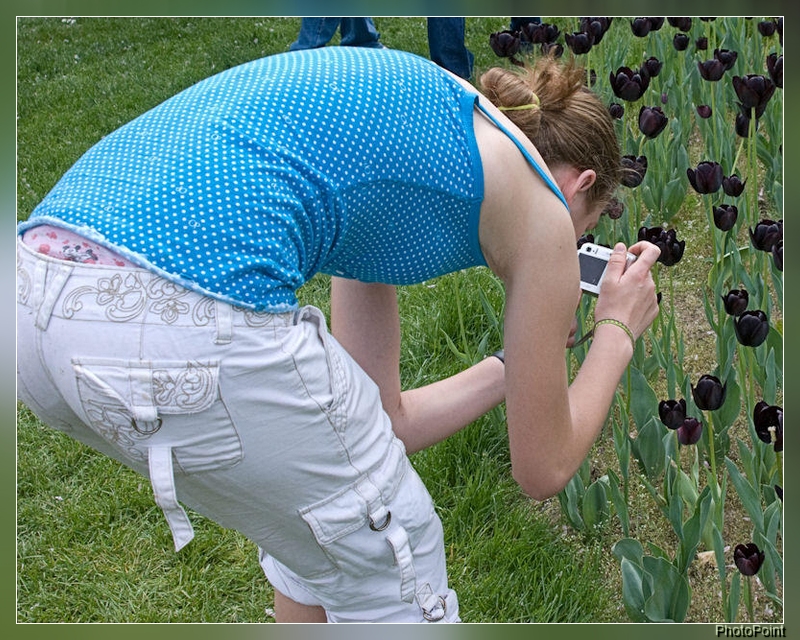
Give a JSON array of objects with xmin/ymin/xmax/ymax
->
[
  {"xmin": 148, "ymin": 445, "xmax": 195, "ymax": 552},
  {"xmin": 214, "ymin": 300, "xmax": 233, "ymax": 344},
  {"xmin": 34, "ymin": 261, "xmax": 74, "ymax": 331}
]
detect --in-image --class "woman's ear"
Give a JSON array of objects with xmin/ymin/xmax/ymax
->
[{"xmin": 575, "ymin": 169, "xmax": 597, "ymax": 194}]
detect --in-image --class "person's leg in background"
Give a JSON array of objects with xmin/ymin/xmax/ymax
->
[
  {"xmin": 426, "ymin": 18, "xmax": 473, "ymax": 80},
  {"xmin": 339, "ymin": 18, "xmax": 383, "ymax": 47},
  {"xmin": 289, "ymin": 18, "xmax": 343, "ymax": 51}
]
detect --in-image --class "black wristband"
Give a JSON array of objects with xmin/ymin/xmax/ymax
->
[{"xmin": 491, "ymin": 349, "xmax": 505, "ymax": 364}]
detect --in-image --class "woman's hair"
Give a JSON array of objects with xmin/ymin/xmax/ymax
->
[{"xmin": 478, "ymin": 55, "xmax": 621, "ymax": 206}]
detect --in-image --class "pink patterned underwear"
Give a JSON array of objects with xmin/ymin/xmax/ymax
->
[{"xmin": 22, "ymin": 225, "xmax": 135, "ymax": 267}]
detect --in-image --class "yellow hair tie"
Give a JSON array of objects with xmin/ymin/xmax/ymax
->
[{"xmin": 498, "ymin": 94, "xmax": 540, "ymax": 112}]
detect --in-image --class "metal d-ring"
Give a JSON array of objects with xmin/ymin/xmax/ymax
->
[
  {"xmin": 368, "ymin": 510, "xmax": 392, "ymax": 531},
  {"xmin": 131, "ymin": 417, "xmax": 163, "ymax": 435}
]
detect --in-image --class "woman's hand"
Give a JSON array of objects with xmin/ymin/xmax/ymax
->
[{"xmin": 593, "ymin": 241, "xmax": 661, "ymax": 340}]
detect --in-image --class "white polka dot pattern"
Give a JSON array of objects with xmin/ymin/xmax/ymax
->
[{"xmin": 23, "ymin": 47, "xmax": 486, "ymax": 312}]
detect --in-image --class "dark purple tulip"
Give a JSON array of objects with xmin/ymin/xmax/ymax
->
[
  {"xmin": 659, "ymin": 398, "xmax": 687, "ymax": 429},
  {"xmin": 692, "ymin": 375, "xmax": 727, "ymax": 411},
  {"xmin": 713, "ymin": 204, "xmax": 738, "ymax": 231},
  {"xmin": 621, "ymin": 155, "xmax": 648, "ymax": 187},
  {"xmin": 758, "ymin": 20, "xmax": 777, "ymax": 37},
  {"xmin": 733, "ymin": 74, "xmax": 776, "ymax": 118},
  {"xmin": 579, "ymin": 17, "xmax": 613, "ymax": 44},
  {"xmin": 565, "ymin": 30, "xmax": 594, "ymax": 54},
  {"xmin": 609, "ymin": 102, "xmax": 625, "ymax": 119},
  {"xmin": 722, "ymin": 289, "xmax": 749, "ymax": 316},
  {"xmin": 772, "ymin": 240, "xmax": 783, "ymax": 272},
  {"xmin": 648, "ymin": 18, "xmax": 665, "ymax": 30},
  {"xmin": 630, "ymin": 17, "xmax": 653, "ymax": 37},
  {"xmin": 734, "ymin": 310, "xmax": 770, "ymax": 347},
  {"xmin": 668, "ymin": 17, "xmax": 692, "ymax": 31},
  {"xmin": 677, "ymin": 417, "xmax": 703, "ymax": 445},
  {"xmin": 753, "ymin": 401, "xmax": 783, "ymax": 445},
  {"xmin": 734, "ymin": 543, "xmax": 765, "ymax": 576},
  {"xmin": 775, "ymin": 485, "xmax": 783, "ymax": 501},
  {"xmin": 695, "ymin": 37, "xmax": 708, "ymax": 50},
  {"xmin": 753, "ymin": 402, "xmax": 783, "ymax": 452},
  {"xmin": 697, "ymin": 58, "xmax": 726, "ymax": 81},
  {"xmin": 637, "ymin": 226, "xmax": 685, "ymax": 266},
  {"xmin": 687, "ymin": 161, "xmax": 723, "ymax": 194},
  {"xmin": 749, "ymin": 219, "xmax": 783, "ymax": 252},
  {"xmin": 519, "ymin": 21, "xmax": 560, "ymax": 45},
  {"xmin": 722, "ymin": 174, "xmax": 746, "ymax": 197},
  {"xmin": 643, "ymin": 56, "xmax": 663, "ymax": 77},
  {"xmin": 489, "ymin": 30, "xmax": 521, "ymax": 59},
  {"xmin": 767, "ymin": 53, "xmax": 783, "ymax": 89},
  {"xmin": 700, "ymin": 17, "xmax": 716, "ymax": 22},
  {"xmin": 714, "ymin": 48, "xmax": 738, "ymax": 71},
  {"xmin": 696, "ymin": 104, "xmax": 712, "ymax": 118},
  {"xmin": 638, "ymin": 105, "xmax": 668, "ymax": 138},
  {"xmin": 602, "ymin": 197, "xmax": 624, "ymax": 220},
  {"xmin": 673, "ymin": 33, "xmax": 690, "ymax": 51},
  {"xmin": 777, "ymin": 17, "xmax": 783, "ymax": 45},
  {"xmin": 610, "ymin": 66, "xmax": 650, "ymax": 101}
]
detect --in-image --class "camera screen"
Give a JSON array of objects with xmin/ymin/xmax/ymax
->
[{"xmin": 578, "ymin": 252, "xmax": 608, "ymax": 286}]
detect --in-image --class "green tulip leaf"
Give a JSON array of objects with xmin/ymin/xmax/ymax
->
[
  {"xmin": 724, "ymin": 457, "xmax": 764, "ymax": 532},
  {"xmin": 642, "ymin": 556, "xmax": 691, "ymax": 622},
  {"xmin": 613, "ymin": 538, "xmax": 644, "ymax": 567},
  {"xmin": 582, "ymin": 477, "xmax": 610, "ymax": 530},
  {"xmin": 632, "ymin": 417, "xmax": 666, "ymax": 480},
  {"xmin": 620, "ymin": 558, "xmax": 648, "ymax": 622},
  {"xmin": 629, "ymin": 367, "xmax": 659, "ymax": 431}
]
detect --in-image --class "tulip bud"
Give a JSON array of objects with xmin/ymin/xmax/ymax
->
[
  {"xmin": 643, "ymin": 56, "xmax": 663, "ymax": 78},
  {"xmin": 695, "ymin": 37, "xmax": 708, "ymax": 50},
  {"xmin": 696, "ymin": 104, "xmax": 712, "ymax": 118},
  {"xmin": 714, "ymin": 48, "xmax": 738, "ymax": 71},
  {"xmin": 667, "ymin": 17, "xmax": 692, "ymax": 31},
  {"xmin": 630, "ymin": 18, "xmax": 652, "ymax": 37},
  {"xmin": 659, "ymin": 398, "xmax": 687, "ymax": 429},
  {"xmin": 767, "ymin": 53, "xmax": 783, "ymax": 88},
  {"xmin": 692, "ymin": 374, "xmax": 727, "ymax": 411},
  {"xmin": 722, "ymin": 174, "xmax": 746, "ymax": 197},
  {"xmin": 677, "ymin": 417, "xmax": 702, "ymax": 445},
  {"xmin": 734, "ymin": 543, "xmax": 764, "ymax": 576},
  {"xmin": 749, "ymin": 219, "xmax": 783, "ymax": 252},
  {"xmin": 638, "ymin": 105, "xmax": 668, "ymax": 138},
  {"xmin": 687, "ymin": 161, "xmax": 723, "ymax": 194},
  {"xmin": 734, "ymin": 310, "xmax": 769, "ymax": 347},
  {"xmin": 610, "ymin": 66, "xmax": 650, "ymax": 101},
  {"xmin": 735, "ymin": 111, "xmax": 754, "ymax": 138},
  {"xmin": 608, "ymin": 102, "xmax": 625, "ymax": 119},
  {"xmin": 758, "ymin": 20, "xmax": 777, "ymax": 37},
  {"xmin": 489, "ymin": 30, "xmax": 521, "ymax": 59},
  {"xmin": 697, "ymin": 58, "xmax": 726, "ymax": 81},
  {"xmin": 753, "ymin": 401, "xmax": 783, "ymax": 452},
  {"xmin": 673, "ymin": 33, "xmax": 690, "ymax": 51},
  {"xmin": 602, "ymin": 197, "xmax": 624, "ymax": 220},
  {"xmin": 721, "ymin": 289, "xmax": 748, "ymax": 316},
  {"xmin": 713, "ymin": 204, "xmax": 738, "ymax": 231},
  {"xmin": 565, "ymin": 30, "xmax": 594, "ymax": 54}
]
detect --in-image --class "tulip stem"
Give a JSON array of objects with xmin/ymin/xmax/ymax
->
[{"xmin": 743, "ymin": 574, "xmax": 755, "ymax": 623}]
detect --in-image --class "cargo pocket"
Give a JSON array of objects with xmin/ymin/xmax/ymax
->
[
  {"xmin": 72, "ymin": 357, "xmax": 243, "ymax": 551},
  {"xmin": 298, "ymin": 440, "xmax": 436, "ymax": 606}
]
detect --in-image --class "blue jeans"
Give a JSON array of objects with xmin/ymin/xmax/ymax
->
[
  {"xmin": 289, "ymin": 18, "xmax": 382, "ymax": 50},
  {"xmin": 426, "ymin": 18, "xmax": 473, "ymax": 80}
]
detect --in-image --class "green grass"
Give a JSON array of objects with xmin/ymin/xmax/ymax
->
[{"xmin": 16, "ymin": 16, "xmax": 624, "ymax": 623}]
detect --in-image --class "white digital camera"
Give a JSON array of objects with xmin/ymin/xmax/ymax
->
[{"xmin": 578, "ymin": 242, "xmax": 636, "ymax": 295}]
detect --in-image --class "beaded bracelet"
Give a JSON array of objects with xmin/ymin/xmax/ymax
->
[{"xmin": 593, "ymin": 318, "xmax": 636, "ymax": 351}]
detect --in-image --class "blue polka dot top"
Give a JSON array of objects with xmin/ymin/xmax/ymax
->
[{"xmin": 20, "ymin": 47, "xmax": 543, "ymax": 312}]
